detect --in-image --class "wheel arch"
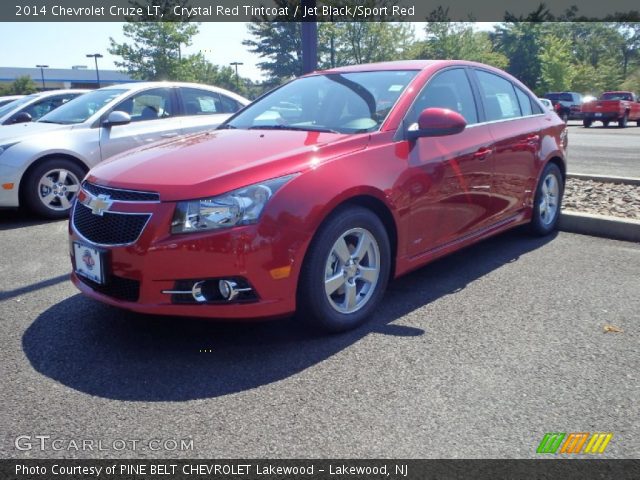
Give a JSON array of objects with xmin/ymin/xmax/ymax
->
[
  {"xmin": 19, "ymin": 153, "xmax": 90, "ymax": 203},
  {"xmin": 298, "ymin": 192, "xmax": 399, "ymax": 285}
]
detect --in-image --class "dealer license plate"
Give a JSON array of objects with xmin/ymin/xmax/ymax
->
[
  {"xmin": 595, "ymin": 113, "xmax": 602, "ymax": 117},
  {"xmin": 73, "ymin": 242, "xmax": 105, "ymax": 284}
]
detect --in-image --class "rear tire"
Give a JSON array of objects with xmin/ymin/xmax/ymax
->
[
  {"xmin": 298, "ymin": 206, "xmax": 390, "ymax": 333},
  {"xmin": 602, "ymin": 121, "xmax": 610, "ymax": 128},
  {"xmin": 618, "ymin": 113, "xmax": 628, "ymax": 128},
  {"xmin": 583, "ymin": 119, "xmax": 592, "ymax": 128},
  {"xmin": 529, "ymin": 163, "xmax": 564, "ymax": 236},
  {"xmin": 23, "ymin": 158, "xmax": 85, "ymax": 219}
]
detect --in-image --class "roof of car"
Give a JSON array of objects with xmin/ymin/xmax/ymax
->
[
  {"xmin": 318, "ymin": 60, "xmax": 443, "ymax": 74},
  {"xmin": 100, "ymin": 81, "xmax": 249, "ymax": 102}
]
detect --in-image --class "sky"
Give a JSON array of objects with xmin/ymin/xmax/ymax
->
[
  {"xmin": 0, "ymin": 22, "xmax": 266, "ymax": 81},
  {"xmin": 0, "ymin": 22, "xmax": 497, "ymax": 83}
]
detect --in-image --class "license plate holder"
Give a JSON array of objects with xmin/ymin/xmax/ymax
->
[{"xmin": 73, "ymin": 242, "xmax": 106, "ymax": 285}]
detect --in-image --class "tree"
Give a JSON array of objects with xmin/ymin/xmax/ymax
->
[
  {"xmin": 243, "ymin": 22, "xmax": 303, "ymax": 83},
  {"xmin": 0, "ymin": 76, "xmax": 38, "ymax": 95},
  {"xmin": 323, "ymin": 22, "xmax": 414, "ymax": 67},
  {"xmin": 538, "ymin": 34, "xmax": 576, "ymax": 92},
  {"xmin": 413, "ymin": 20, "xmax": 507, "ymax": 69}
]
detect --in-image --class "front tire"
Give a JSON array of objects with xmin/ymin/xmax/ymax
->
[
  {"xmin": 529, "ymin": 163, "xmax": 564, "ymax": 236},
  {"xmin": 23, "ymin": 158, "xmax": 85, "ymax": 219},
  {"xmin": 583, "ymin": 119, "xmax": 592, "ymax": 128},
  {"xmin": 298, "ymin": 206, "xmax": 390, "ymax": 332},
  {"xmin": 602, "ymin": 121, "xmax": 610, "ymax": 128}
]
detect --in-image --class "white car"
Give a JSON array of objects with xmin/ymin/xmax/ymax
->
[
  {"xmin": 0, "ymin": 82, "xmax": 249, "ymax": 218},
  {"xmin": 0, "ymin": 95, "xmax": 25, "ymax": 108},
  {"xmin": 538, "ymin": 98, "xmax": 554, "ymax": 111},
  {"xmin": 0, "ymin": 90, "xmax": 87, "ymax": 125}
]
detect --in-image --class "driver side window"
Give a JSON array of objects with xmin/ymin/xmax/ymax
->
[
  {"xmin": 406, "ymin": 68, "xmax": 479, "ymax": 128},
  {"xmin": 114, "ymin": 88, "xmax": 174, "ymax": 123}
]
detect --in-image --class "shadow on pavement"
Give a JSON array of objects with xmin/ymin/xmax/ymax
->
[
  {"xmin": 0, "ymin": 274, "xmax": 69, "ymax": 301},
  {"xmin": 0, "ymin": 208, "xmax": 64, "ymax": 231},
  {"xmin": 22, "ymin": 228, "xmax": 557, "ymax": 402}
]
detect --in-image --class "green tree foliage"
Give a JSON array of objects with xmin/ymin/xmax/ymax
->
[
  {"xmin": 413, "ymin": 22, "xmax": 508, "ymax": 69},
  {"xmin": 538, "ymin": 34, "xmax": 576, "ymax": 92},
  {"xmin": 0, "ymin": 76, "xmax": 38, "ymax": 95},
  {"xmin": 109, "ymin": 21, "xmax": 200, "ymax": 80}
]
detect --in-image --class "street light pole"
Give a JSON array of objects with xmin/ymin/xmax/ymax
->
[
  {"xmin": 35, "ymin": 65, "xmax": 49, "ymax": 90},
  {"xmin": 230, "ymin": 62, "xmax": 243, "ymax": 89},
  {"xmin": 86, "ymin": 53, "xmax": 103, "ymax": 88}
]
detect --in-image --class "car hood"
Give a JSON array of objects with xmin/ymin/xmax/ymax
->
[
  {"xmin": 86, "ymin": 129, "xmax": 369, "ymax": 201},
  {"xmin": 0, "ymin": 121, "xmax": 73, "ymax": 143}
]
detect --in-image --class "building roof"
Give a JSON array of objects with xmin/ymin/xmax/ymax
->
[{"xmin": 0, "ymin": 67, "xmax": 134, "ymax": 83}]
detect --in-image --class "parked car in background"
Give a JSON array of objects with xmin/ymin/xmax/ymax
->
[
  {"xmin": 0, "ymin": 89, "xmax": 86, "ymax": 125},
  {"xmin": 581, "ymin": 91, "xmax": 640, "ymax": 128},
  {"xmin": 538, "ymin": 98, "xmax": 554, "ymax": 111},
  {"xmin": 0, "ymin": 95, "xmax": 25, "ymax": 108},
  {"xmin": 68, "ymin": 60, "xmax": 567, "ymax": 332},
  {"xmin": 543, "ymin": 92, "xmax": 583, "ymax": 122},
  {"xmin": 0, "ymin": 82, "xmax": 249, "ymax": 218}
]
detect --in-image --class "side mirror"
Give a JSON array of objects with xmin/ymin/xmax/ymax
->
[
  {"xmin": 102, "ymin": 110, "xmax": 131, "ymax": 127},
  {"xmin": 407, "ymin": 108, "xmax": 467, "ymax": 140},
  {"xmin": 11, "ymin": 112, "xmax": 32, "ymax": 124}
]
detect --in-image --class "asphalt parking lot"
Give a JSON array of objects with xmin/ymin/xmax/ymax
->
[
  {"xmin": 0, "ymin": 210, "xmax": 638, "ymax": 459},
  {"xmin": 567, "ymin": 120, "xmax": 640, "ymax": 177}
]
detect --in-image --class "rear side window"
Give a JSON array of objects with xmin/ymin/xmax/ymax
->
[
  {"xmin": 476, "ymin": 70, "xmax": 521, "ymax": 121},
  {"xmin": 514, "ymin": 87, "xmax": 533, "ymax": 116},
  {"xmin": 406, "ymin": 68, "xmax": 478, "ymax": 126},
  {"xmin": 220, "ymin": 95, "xmax": 242, "ymax": 113},
  {"xmin": 180, "ymin": 87, "xmax": 222, "ymax": 115}
]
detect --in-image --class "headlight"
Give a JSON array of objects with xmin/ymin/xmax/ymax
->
[
  {"xmin": 171, "ymin": 174, "xmax": 298, "ymax": 234},
  {"xmin": 0, "ymin": 142, "xmax": 18, "ymax": 156}
]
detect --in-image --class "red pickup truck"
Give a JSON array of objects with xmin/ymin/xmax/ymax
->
[{"xmin": 581, "ymin": 91, "xmax": 640, "ymax": 128}]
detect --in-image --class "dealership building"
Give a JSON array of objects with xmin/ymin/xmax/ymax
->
[{"xmin": 0, "ymin": 66, "xmax": 134, "ymax": 90}]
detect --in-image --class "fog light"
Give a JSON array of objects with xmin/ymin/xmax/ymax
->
[
  {"xmin": 218, "ymin": 279, "xmax": 252, "ymax": 301},
  {"xmin": 191, "ymin": 281, "xmax": 207, "ymax": 303}
]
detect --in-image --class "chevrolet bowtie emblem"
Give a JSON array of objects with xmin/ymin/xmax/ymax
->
[{"xmin": 84, "ymin": 193, "xmax": 113, "ymax": 216}]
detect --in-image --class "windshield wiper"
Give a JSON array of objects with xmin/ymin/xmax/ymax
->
[
  {"xmin": 37, "ymin": 120, "xmax": 63, "ymax": 124},
  {"xmin": 217, "ymin": 124, "xmax": 237, "ymax": 129},
  {"xmin": 248, "ymin": 125, "xmax": 340, "ymax": 134}
]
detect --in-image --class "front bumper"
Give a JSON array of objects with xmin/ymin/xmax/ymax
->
[
  {"xmin": 0, "ymin": 163, "xmax": 21, "ymax": 207},
  {"xmin": 69, "ymin": 198, "xmax": 310, "ymax": 320}
]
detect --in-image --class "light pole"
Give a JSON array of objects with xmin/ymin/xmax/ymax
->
[
  {"xmin": 230, "ymin": 62, "xmax": 243, "ymax": 89},
  {"xmin": 35, "ymin": 65, "xmax": 49, "ymax": 90},
  {"xmin": 86, "ymin": 53, "xmax": 103, "ymax": 88}
]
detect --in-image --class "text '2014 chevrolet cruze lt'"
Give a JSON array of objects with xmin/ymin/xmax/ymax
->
[{"xmin": 69, "ymin": 61, "xmax": 567, "ymax": 332}]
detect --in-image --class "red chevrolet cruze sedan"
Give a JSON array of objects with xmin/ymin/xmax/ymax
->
[{"xmin": 69, "ymin": 60, "xmax": 567, "ymax": 332}]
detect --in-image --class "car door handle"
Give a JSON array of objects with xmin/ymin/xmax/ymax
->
[
  {"xmin": 526, "ymin": 134, "xmax": 540, "ymax": 142},
  {"xmin": 161, "ymin": 132, "xmax": 179, "ymax": 138},
  {"xmin": 473, "ymin": 147, "xmax": 492, "ymax": 160}
]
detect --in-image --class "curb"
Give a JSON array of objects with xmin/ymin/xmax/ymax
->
[
  {"xmin": 567, "ymin": 173, "xmax": 640, "ymax": 186},
  {"xmin": 559, "ymin": 210, "xmax": 640, "ymax": 243}
]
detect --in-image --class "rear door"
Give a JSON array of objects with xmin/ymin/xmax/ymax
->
[
  {"xmin": 472, "ymin": 69, "xmax": 540, "ymax": 221},
  {"xmin": 404, "ymin": 67, "xmax": 495, "ymax": 256},
  {"xmin": 178, "ymin": 87, "xmax": 244, "ymax": 135},
  {"xmin": 99, "ymin": 87, "xmax": 181, "ymax": 161}
]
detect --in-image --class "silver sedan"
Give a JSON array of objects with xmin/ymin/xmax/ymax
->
[{"xmin": 0, "ymin": 82, "xmax": 249, "ymax": 218}]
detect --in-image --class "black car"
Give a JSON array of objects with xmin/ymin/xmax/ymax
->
[{"xmin": 543, "ymin": 92, "xmax": 583, "ymax": 122}]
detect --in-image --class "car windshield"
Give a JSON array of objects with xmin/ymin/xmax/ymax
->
[
  {"xmin": 38, "ymin": 89, "xmax": 127, "ymax": 124},
  {"xmin": 600, "ymin": 92, "xmax": 632, "ymax": 101},
  {"xmin": 0, "ymin": 94, "xmax": 37, "ymax": 118},
  {"xmin": 225, "ymin": 70, "xmax": 418, "ymax": 134}
]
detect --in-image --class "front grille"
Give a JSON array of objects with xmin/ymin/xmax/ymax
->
[
  {"xmin": 82, "ymin": 182, "xmax": 160, "ymax": 202},
  {"xmin": 73, "ymin": 202, "xmax": 150, "ymax": 245},
  {"xmin": 79, "ymin": 274, "xmax": 140, "ymax": 302}
]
